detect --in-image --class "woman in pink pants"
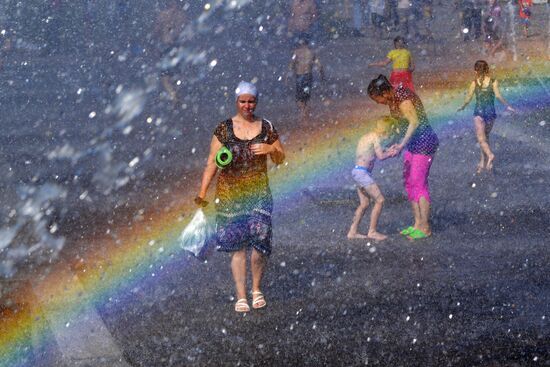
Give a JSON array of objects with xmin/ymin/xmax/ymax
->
[{"xmin": 368, "ymin": 75, "xmax": 439, "ymax": 239}]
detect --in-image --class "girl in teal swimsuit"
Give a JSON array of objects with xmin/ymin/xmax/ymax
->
[{"xmin": 458, "ymin": 60, "xmax": 515, "ymax": 173}]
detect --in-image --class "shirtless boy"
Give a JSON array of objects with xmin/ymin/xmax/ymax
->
[
  {"xmin": 289, "ymin": 38, "xmax": 324, "ymax": 122},
  {"xmin": 347, "ymin": 117, "xmax": 397, "ymax": 241}
]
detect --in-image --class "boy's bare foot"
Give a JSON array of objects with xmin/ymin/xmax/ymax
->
[
  {"xmin": 367, "ymin": 231, "xmax": 388, "ymax": 241},
  {"xmin": 476, "ymin": 162, "xmax": 484, "ymax": 174},
  {"xmin": 486, "ymin": 154, "xmax": 495, "ymax": 170},
  {"xmin": 347, "ymin": 232, "xmax": 368, "ymax": 239}
]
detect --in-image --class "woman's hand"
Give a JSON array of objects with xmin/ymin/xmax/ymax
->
[
  {"xmin": 506, "ymin": 105, "xmax": 516, "ymax": 113},
  {"xmin": 389, "ymin": 143, "xmax": 404, "ymax": 155},
  {"xmin": 249, "ymin": 143, "xmax": 274, "ymax": 156}
]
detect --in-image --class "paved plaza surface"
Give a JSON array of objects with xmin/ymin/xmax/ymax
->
[{"xmin": 1, "ymin": 2, "xmax": 550, "ymax": 366}]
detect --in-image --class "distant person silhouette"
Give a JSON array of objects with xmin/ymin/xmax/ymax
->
[
  {"xmin": 458, "ymin": 60, "xmax": 515, "ymax": 173},
  {"xmin": 154, "ymin": 1, "xmax": 186, "ymax": 103},
  {"xmin": 288, "ymin": 37, "xmax": 324, "ymax": 123}
]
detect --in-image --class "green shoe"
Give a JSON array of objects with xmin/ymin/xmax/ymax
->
[
  {"xmin": 400, "ymin": 226, "xmax": 415, "ymax": 236},
  {"xmin": 407, "ymin": 228, "xmax": 429, "ymax": 240}
]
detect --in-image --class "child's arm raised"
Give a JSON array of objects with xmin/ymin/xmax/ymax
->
[{"xmin": 369, "ymin": 58, "xmax": 392, "ymax": 68}]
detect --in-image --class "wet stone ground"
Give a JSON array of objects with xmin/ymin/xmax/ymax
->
[
  {"xmin": 3, "ymin": 3, "xmax": 549, "ymax": 366},
  {"xmin": 100, "ymin": 108, "xmax": 550, "ymax": 366}
]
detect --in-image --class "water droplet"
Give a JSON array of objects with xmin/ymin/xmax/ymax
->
[{"xmin": 129, "ymin": 157, "xmax": 140, "ymax": 167}]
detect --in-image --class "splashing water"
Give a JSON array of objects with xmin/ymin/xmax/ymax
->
[{"xmin": 507, "ymin": 1, "xmax": 518, "ymax": 61}]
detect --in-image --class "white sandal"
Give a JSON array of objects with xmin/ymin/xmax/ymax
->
[
  {"xmin": 251, "ymin": 291, "xmax": 266, "ymax": 309},
  {"xmin": 235, "ymin": 298, "xmax": 250, "ymax": 313}
]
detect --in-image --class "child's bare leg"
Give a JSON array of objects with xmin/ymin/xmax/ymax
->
[
  {"xmin": 484, "ymin": 119, "xmax": 495, "ymax": 170},
  {"xmin": 484, "ymin": 42, "xmax": 490, "ymax": 55},
  {"xmin": 162, "ymin": 75, "xmax": 178, "ymax": 102},
  {"xmin": 490, "ymin": 40, "xmax": 502, "ymax": 57},
  {"xmin": 304, "ymin": 102, "xmax": 311, "ymax": 122},
  {"xmin": 347, "ymin": 187, "xmax": 370, "ymax": 239},
  {"xmin": 364, "ymin": 184, "xmax": 387, "ymax": 241},
  {"xmin": 474, "ymin": 116, "xmax": 494, "ymax": 171},
  {"xmin": 477, "ymin": 149, "xmax": 485, "ymax": 173},
  {"xmin": 298, "ymin": 101, "xmax": 310, "ymax": 122}
]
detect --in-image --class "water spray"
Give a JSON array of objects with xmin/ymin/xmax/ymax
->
[{"xmin": 507, "ymin": 0, "xmax": 518, "ymax": 62}]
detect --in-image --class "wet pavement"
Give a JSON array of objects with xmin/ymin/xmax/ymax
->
[
  {"xmin": 101, "ymin": 106, "xmax": 550, "ymax": 366},
  {"xmin": 2, "ymin": 2, "xmax": 550, "ymax": 366}
]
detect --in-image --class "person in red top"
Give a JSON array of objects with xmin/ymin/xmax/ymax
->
[{"xmin": 518, "ymin": 0, "xmax": 533, "ymax": 38}]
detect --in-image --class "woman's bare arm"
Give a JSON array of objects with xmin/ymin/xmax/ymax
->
[
  {"xmin": 394, "ymin": 100, "xmax": 420, "ymax": 151},
  {"xmin": 197, "ymin": 135, "xmax": 223, "ymax": 200},
  {"xmin": 269, "ymin": 139, "xmax": 285, "ymax": 165},
  {"xmin": 250, "ymin": 140, "xmax": 285, "ymax": 165}
]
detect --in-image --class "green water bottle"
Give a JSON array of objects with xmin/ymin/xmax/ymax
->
[{"xmin": 215, "ymin": 146, "xmax": 233, "ymax": 168}]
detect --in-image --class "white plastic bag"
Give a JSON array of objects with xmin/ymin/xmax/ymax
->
[{"xmin": 178, "ymin": 209, "xmax": 215, "ymax": 258}]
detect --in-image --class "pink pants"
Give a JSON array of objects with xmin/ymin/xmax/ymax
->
[{"xmin": 403, "ymin": 151, "xmax": 433, "ymax": 203}]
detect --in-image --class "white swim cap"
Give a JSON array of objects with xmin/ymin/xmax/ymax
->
[{"xmin": 235, "ymin": 81, "xmax": 258, "ymax": 99}]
